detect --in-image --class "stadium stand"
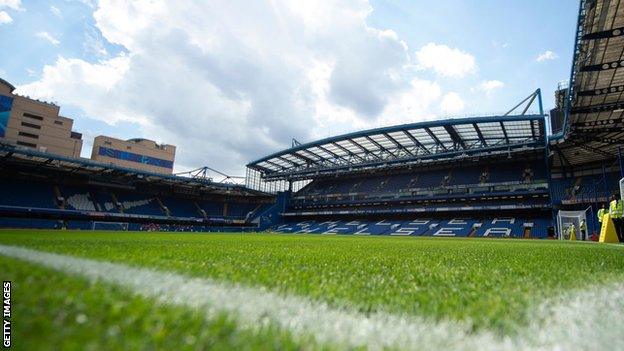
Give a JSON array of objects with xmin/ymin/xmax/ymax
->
[
  {"xmin": 0, "ymin": 144, "xmax": 273, "ymax": 230},
  {"xmin": 0, "ymin": 0, "xmax": 623, "ymax": 239},
  {"xmin": 246, "ymin": 112, "xmax": 556, "ymax": 236},
  {"xmin": 243, "ymin": 0, "xmax": 624, "ymax": 239}
]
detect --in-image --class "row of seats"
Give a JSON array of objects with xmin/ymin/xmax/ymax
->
[
  {"xmin": 297, "ymin": 162, "xmax": 546, "ymax": 199},
  {"xmin": 273, "ymin": 218, "xmax": 554, "ymax": 238},
  {"xmin": 550, "ymin": 172, "xmax": 621, "ymax": 204},
  {"xmin": 289, "ymin": 196, "xmax": 550, "ymax": 214}
]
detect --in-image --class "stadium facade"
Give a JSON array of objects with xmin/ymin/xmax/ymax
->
[
  {"xmin": 0, "ymin": 0, "xmax": 622, "ymax": 237},
  {"xmin": 0, "ymin": 78, "xmax": 83, "ymax": 158},
  {"xmin": 91, "ymin": 136, "xmax": 177, "ymax": 174}
]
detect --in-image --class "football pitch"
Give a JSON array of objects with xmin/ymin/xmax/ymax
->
[{"xmin": 2, "ymin": 230, "xmax": 624, "ymax": 350}]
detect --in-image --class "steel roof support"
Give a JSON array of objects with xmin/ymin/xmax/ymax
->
[
  {"xmin": 424, "ymin": 127, "xmax": 448, "ymax": 152},
  {"xmin": 581, "ymin": 60, "xmax": 624, "ymax": 72},
  {"xmin": 278, "ymin": 156, "xmax": 302, "ymax": 167},
  {"xmin": 289, "ymin": 152, "xmax": 316, "ymax": 165},
  {"xmin": 504, "ymin": 89, "xmax": 539, "ymax": 116},
  {"xmin": 571, "ymin": 117, "xmax": 623, "ymax": 128},
  {"xmin": 365, "ymin": 136, "xmax": 397, "ymax": 157},
  {"xmin": 582, "ymin": 26, "xmax": 624, "ymax": 40},
  {"xmin": 472, "ymin": 123, "xmax": 488, "ymax": 147},
  {"xmin": 499, "ymin": 122, "xmax": 510, "ymax": 144},
  {"xmin": 383, "ymin": 133, "xmax": 414, "ymax": 156},
  {"xmin": 264, "ymin": 160, "xmax": 289, "ymax": 171},
  {"xmin": 316, "ymin": 144, "xmax": 351, "ymax": 163},
  {"xmin": 577, "ymin": 84, "xmax": 624, "ymax": 96},
  {"xmin": 301, "ymin": 149, "xmax": 338, "ymax": 167},
  {"xmin": 348, "ymin": 139, "xmax": 383, "ymax": 160},
  {"xmin": 332, "ymin": 142, "xmax": 365, "ymax": 162},
  {"xmin": 300, "ymin": 148, "xmax": 323, "ymax": 161},
  {"xmin": 521, "ymin": 92, "xmax": 538, "ymax": 115},
  {"xmin": 572, "ymin": 141, "xmax": 616, "ymax": 158},
  {"xmin": 401, "ymin": 130, "xmax": 431, "ymax": 154},
  {"xmin": 442, "ymin": 125, "xmax": 466, "ymax": 150}
]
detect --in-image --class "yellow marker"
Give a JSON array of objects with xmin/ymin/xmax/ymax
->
[
  {"xmin": 569, "ymin": 226, "xmax": 576, "ymax": 241},
  {"xmin": 599, "ymin": 213, "xmax": 619, "ymax": 243}
]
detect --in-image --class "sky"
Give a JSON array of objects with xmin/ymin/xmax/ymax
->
[{"xmin": 0, "ymin": 0, "xmax": 579, "ymax": 175}]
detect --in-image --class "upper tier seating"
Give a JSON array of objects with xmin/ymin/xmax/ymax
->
[{"xmin": 296, "ymin": 161, "xmax": 548, "ymax": 203}]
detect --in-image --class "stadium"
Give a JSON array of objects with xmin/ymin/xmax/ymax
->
[{"xmin": 1, "ymin": 0, "xmax": 624, "ymax": 350}]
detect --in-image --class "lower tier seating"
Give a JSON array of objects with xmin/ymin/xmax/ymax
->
[{"xmin": 273, "ymin": 217, "xmax": 554, "ymax": 238}]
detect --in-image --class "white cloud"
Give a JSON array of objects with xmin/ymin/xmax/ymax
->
[
  {"xmin": 0, "ymin": 0, "xmax": 21, "ymax": 10},
  {"xmin": 18, "ymin": 0, "xmax": 468, "ymax": 173},
  {"xmin": 83, "ymin": 28, "xmax": 108, "ymax": 56},
  {"xmin": 536, "ymin": 50, "xmax": 557, "ymax": 62},
  {"xmin": 415, "ymin": 42, "xmax": 477, "ymax": 78},
  {"xmin": 17, "ymin": 55, "xmax": 133, "ymax": 123},
  {"xmin": 50, "ymin": 5, "xmax": 61, "ymax": 17},
  {"xmin": 36, "ymin": 31, "xmax": 60, "ymax": 45},
  {"xmin": 440, "ymin": 92, "xmax": 464, "ymax": 114},
  {"xmin": 0, "ymin": 10, "xmax": 11, "ymax": 24},
  {"xmin": 378, "ymin": 78, "xmax": 441, "ymax": 126},
  {"xmin": 476, "ymin": 80, "xmax": 505, "ymax": 95}
]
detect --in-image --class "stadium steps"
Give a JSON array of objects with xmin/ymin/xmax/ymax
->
[
  {"xmin": 524, "ymin": 227, "xmax": 531, "ymax": 238},
  {"xmin": 89, "ymin": 191, "xmax": 102, "ymax": 211},
  {"xmin": 155, "ymin": 197, "xmax": 170, "ymax": 216},
  {"xmin": 110, "ymin": 193, "xmax": 123, "ymax": 213},
  {"xmin": 194, "ymin": 201, "xmax": 207, "ymax": 219},
  {"xmin": 53, "ymin": 185, "xmax": 65, "ymax": 209},
  {"xmin": 468, "ymin": 227, "xmax": 477, "ymax": 237}
]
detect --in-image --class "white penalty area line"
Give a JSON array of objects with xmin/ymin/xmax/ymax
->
[{"xmin": 1, "ymin": 244, "xmax": 624, "ymax": 350}]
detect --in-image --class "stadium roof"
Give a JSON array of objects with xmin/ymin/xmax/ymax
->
[
  {"xmin": 555, "ymin": 0, "xmax": 624, "ymax": 167},
  {"xmin": 0, "ymin": 144, "xmax": 270, "ymax": 197},
  {"xmin": 248, "ymin": 114, "xmax": 546, "ymax": 181}
]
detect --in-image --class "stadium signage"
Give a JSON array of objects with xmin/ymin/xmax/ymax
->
[{"xmin": 2, "ymin": 281, "xmax": 9, "ymax": 348}]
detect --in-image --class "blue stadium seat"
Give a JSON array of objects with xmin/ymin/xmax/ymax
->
[{"xmin": 0, "ymin": 179, "xmax": 56, "ymax": 208}]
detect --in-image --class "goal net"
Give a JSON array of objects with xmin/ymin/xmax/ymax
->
[
  {"xmin": 91, "ymin": 221, "xmax": 129, "ymax": 231},
  {"xmin": 557, "ymin": 207, "xmax": 591, "ymax": 240}
]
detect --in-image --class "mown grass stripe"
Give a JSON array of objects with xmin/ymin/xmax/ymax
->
[{"xmin": 1, "ymin": 243, "xmax": 623, "ymax": 350}]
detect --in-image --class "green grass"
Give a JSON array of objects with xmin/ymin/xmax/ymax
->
[
  {"xmin": 1, "ymin": 230, "xmax": 624, "ymax": 336},
  {"xmin": 1, "ymin": 254, "xmax": 320, "ymax": 351}
]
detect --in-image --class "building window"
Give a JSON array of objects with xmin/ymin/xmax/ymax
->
[
  {"xmin": 23, "ymin": 113, "xmax": 44, "ymax": 121},
  {"xmin": 18, "ymin": 131, "xmax": 39, "ymax": 139},
  {"xmin": 16, "ymin": 141, "xmax": 36, "ymax": 148},
  {"xmin": 20, "ymin": 122, "xmax": 41, "ymax": 129},
  {"xmin": 54, "ymin": 120, "xmax": 63, "ymax": 125},
  {"xmin": 104, "ymin": 141, "xmax": 112, "ymax": 145}
]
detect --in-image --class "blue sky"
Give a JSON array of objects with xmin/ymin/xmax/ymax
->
[{"xmin": 0, "ymin": 0, "xmax": 579, "ymax": 173}]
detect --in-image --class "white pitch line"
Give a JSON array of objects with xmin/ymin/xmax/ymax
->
[{"xmin": 1, "ymin": 243, "xmax": 624, "ymax": 350}]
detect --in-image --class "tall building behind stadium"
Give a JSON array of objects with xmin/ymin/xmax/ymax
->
[{"xmin": 0, "ymin": 0, "xmax": 622, "ymax": 237}]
